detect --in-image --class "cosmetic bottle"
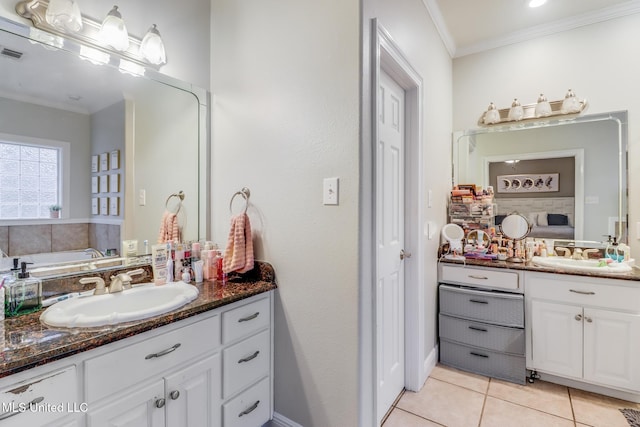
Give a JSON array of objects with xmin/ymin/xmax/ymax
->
[
  {"xmin": 174, "ymin": 243, "xmax": 184, "ymax": 278},
  {"xmin": 166, "ymin": 256, "xmax": 174, "ymax": 283}
]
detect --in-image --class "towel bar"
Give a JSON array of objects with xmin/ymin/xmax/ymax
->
[{"xmin": 230, "ymin": 188, "xmax": 250, "ymax": 214}]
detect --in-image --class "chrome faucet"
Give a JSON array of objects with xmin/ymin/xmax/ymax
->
[
  {"xmin": 571, "ymin": 248, "xmax": 583, "ymax": 260},
  {"xmin": 84, "ymin": 248, "xmax": 104, "ymax": 259},
  {"xmin": 79, "ymin": 277, "xmax": 107, "ymax": 295},
  {"xmin": 109, "ymin": 268, "xmax": 145, "ymax": 293}
]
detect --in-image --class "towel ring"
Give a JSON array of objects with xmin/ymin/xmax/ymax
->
[
  {"xmin": 229, "ymin": 187, "xmax": 250, "ymax": 214},
  {"xmin": 165, "ymin": 191, "xmax": 185, "ymax": 214}
]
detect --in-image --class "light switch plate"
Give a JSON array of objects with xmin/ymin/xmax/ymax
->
[{"xmin": 323, "ymin": 177, "xmax": 339, "ymax": 205}]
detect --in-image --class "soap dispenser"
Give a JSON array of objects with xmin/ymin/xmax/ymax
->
[
  {"xmin": 4, "ymin": 263, "xmax": 42, "ymax": 318},
  {"xmin": 605, "ymin": 236, "xmax": 622, "ymax": 262}
]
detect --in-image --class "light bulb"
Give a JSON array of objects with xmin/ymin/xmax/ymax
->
[
  {"xmin": 99, "ymin": 6, "xmax": 129, "ymax": 51},
  {"xmin": 561, "ymin": 89, "xmax": 581, "ymax": 114},
  {"xmin": 483, "ymin": 102, "xmax": 501, "ymax": 125},
  {"xmin": 534, "ymin": 94, "xmax": 552, "ymax": 118},
  {"xmin": 508, "ymin": 98, "xmax": 524, "ymax": 121},
  {"xmin": 45, "ymin": 0, "xmax": 83, "ymax": 33},
  {"xmin": 140, "ymin": 24, "xmax": 167, "ymax": 65}
]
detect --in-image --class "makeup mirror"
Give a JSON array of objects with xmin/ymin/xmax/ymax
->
[
  {"xmin": 466, "ymin": 229, "xmax": 490, "ymax": 249},
  {"xmin": 441, "ymin": 223, "xmax": 465, "ymax": 259},
  {"xmin": 499, "ymin": 213, "xmax": 532, "ymax": 263}
]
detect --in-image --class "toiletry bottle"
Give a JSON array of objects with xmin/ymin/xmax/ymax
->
[
  {"xmin": 192, "ymin": 241, "xmax": 201, "ymax": 261},
  {"xmin": 174, "ymin": 242, "xmax": 184, "ymax": 278},
  {"xmin": 181, "ymin": 261, "xmax": 191, "ymax": 283},
  {"xmin": 216, "ymin": 250, "xmax": 224, "ymax": 281},
  {"xmin": 166, "ymin": 256, "xmax": 174, "ymax": 283}
]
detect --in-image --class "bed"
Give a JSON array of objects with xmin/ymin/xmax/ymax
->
[{"xmin": 495, "ymin": 197, "xmax": 575, "ymax": 240}]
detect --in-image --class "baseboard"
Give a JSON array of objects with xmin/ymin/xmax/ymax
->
[
  {"xmin": 270, "ymin": 412, "xmax": 304, "ymax": 427},
  {"xmin": 536, "ymin": 371, "xmax": 640, "ymax": 404},
  {"xmin": 423, "ymin": 344, "xmax": 438, "ymax": 380}
]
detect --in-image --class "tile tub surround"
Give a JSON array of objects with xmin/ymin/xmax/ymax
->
[
  {"xmin": 0, "ymin": 261, "xmax": 276, "ymax": 378},
  {"xmin": 440, "ymin": 257, "xmax": 640, "ymax": 281},
  {"xmin": 384, "ymin": 364, "xmax": 640, "ymax": 427}
]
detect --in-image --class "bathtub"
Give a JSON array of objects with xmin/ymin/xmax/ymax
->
[{"xmin": 1, "ymin": 250, "xmax": 124, "ymax": 277}]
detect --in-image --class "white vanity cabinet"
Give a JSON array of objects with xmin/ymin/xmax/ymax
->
[
  {"xmin": 526, "ymin": 272, "xmax": 640, "ymax": 393},
  {"xmin": 0, "ymin": 290, "xmax": 274, "ymax": 427},
  {"xmin": 85, "ymin": 291, "xmax": 273, "ymax": 427}
]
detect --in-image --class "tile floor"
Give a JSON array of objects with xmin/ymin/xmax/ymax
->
[{"xmin": 383, "ymin": 364, "xmax": 640, "ymax": 427}]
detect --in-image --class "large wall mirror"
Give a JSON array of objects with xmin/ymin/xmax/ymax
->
[
  {"xmin": 0, "ymin": 17, "xmax": 208, "ymax": 259},
  {"xmin": 453, "ymin": 111, "xmax": 628, "ymax": 244}
]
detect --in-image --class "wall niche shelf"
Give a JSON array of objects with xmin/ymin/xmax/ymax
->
[{"xmin": 478, "ymin": 98, "xmax": 588, "ymax": 127}]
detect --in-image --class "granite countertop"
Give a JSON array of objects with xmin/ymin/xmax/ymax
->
[
  {"xmin": 440, "ymin": 257, "xmax": 640, "ymax": 281},
  {"xmin": 0, "ymin": 261, "xmax": 277, "ymax": 379}
]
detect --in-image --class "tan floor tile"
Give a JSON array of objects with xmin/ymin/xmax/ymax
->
[
  {"xmin": 383, "ymin": 408, "xmax": 442, "ymax": 426},
  {"xmin": 397, "ymin": 377, "xmax": 484, "ymax": 427},
  {"xmin": 430, "ymin": 364, "xmax": 490, "ymax": 394},
  {"xmin": 570, "ymin": 388, "xmax": 640, "ymax": 427},
  {"xmin": 481, "ymin": 396, "xmax": 575, "ymax": 427},
  {"xmin": 487, "ymin": 378, "xmax": 573, "ymax": 420}
]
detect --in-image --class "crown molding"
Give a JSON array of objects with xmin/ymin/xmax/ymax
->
[
  {"xmin": 454, "ymin": 0, "xmax": 640, "ymax": 58},
  {"xmin": 421, "ymin": 0, "xmax": 456, "ymax": 57}
]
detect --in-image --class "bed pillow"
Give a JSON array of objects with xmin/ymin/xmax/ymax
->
[
  {"xmin": 548, "ymin": 213, "xmax": 569, "ymax": 226},
  {"xmin": 495, "ymin": 214, "xmax": 506, "ymax": 225},
  {"xmin": 566, "ymin": 213, "xmax": 574, "ymax": 227},
  {"xmin": 527, "ymin": 213, "xmax": 538, "ymax": 226},
  {"xmin": 533, "ymin": 211, "xmax": 548, "ymax": 226}
]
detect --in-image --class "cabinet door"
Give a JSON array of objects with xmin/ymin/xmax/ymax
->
[
  {"xmin": 583, "ymin": 308, "xmax": 640, "ymax": 391},
  {"xmin": 531, "ymin": 300, "xmax": 583, "ymax": 378},
  {"xmin": 165, "ymin": 353, "xmax": 221, "ymax": 427},
  {"xmin": 87, "ymin": 380, "xmax": 165, "ymax": 427}
]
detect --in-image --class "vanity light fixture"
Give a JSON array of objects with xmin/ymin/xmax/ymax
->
[
  {"xmin": 98, "ymin": 6, "xmax": 129, "ymax": 51},
  {"xmin": 508, "ymin": 98, "xmax": 524, "ymax": 121},
  {"xmin": 483, "ymin": 102, "xmax": 502, "ymax": 125},
  {"xmin": 139, "ymin": 24, "xmax": 166, "ymax": 65},
  {"xmin": 45, "ymin": 0, "xmax": 82, "ymax": 33},
  {"xmin": 534, "ymin": 93, "xmax": 552, "ymax": 118},
  {"xmin": 15, "ymin": 0, "xmax": 167, "ymax": 69}
]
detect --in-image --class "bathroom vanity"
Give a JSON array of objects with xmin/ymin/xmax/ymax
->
[
  {"xmin": 438, "ymin": 259, "xmax": 640, "ymax": 402},
  {"xmin": 0, "ymin": 264, "xmax": 276, "ymax": 427}
]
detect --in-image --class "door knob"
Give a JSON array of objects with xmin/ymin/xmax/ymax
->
[{"xmin": 400, "ymin": 249, "xmax": 412, "ymax": 260}]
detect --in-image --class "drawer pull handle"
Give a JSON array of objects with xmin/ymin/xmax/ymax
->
[
  {"xmin": 239, "ymin": 312, "xmax": 260, "ymax": 322},
  {"xmin": 238, "ymin": 350, "xmax": 260, "ymax": 364},
  {"xmin": 470, "ymin": 351, "xmax": 489, "ymax": 358},
  {"xmin": 468, "ymin": 275, "xmax": 488, "ymax": 280},
  {"xmin": 575, "ymin": 314, "xmax": 583, "ymax": 321},
  {"xmin": 239, "ymin": 400, "xmax": 260, "ymax": 417},
  {"xmin": 469, "ymin": 299, "xmax": 488, "ymax": 304},
  {"xmin": 145, "ymin": 343, "xmax": 181, "ymax": 360},
  {"xmin": 468, "ymin": 326, "xmax": 488, "ymax": 332},
  {"xmin": 155, "ymin": 398, "xmax": 166, "ymax": 408},
  {"xmin": 0, "ymin": 396, "xmax": 44, "ymax": 420},
  {"xmin": 585, "ymin": 316, "xmax": 593, "ymax": 323},
  {"xmin": 169, "ymin": 390, "xmax": 180, "ymax": 400},
  {"xmin": 569, "ymin": 289, "xmax": 595, "ymax": 295}
]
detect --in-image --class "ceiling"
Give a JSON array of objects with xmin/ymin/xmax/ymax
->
[{"xmin": 426, "ymin": 0, "xmax": 640, "ymax": 57}]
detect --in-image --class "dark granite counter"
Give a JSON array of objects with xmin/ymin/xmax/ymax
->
[
  {"xmin": 440, "ymin": 257, "xmax": 640, "ymax": 282},
  {"xmin": 0, "ymin": 261, "xmax": 277, "ymax": 379}
]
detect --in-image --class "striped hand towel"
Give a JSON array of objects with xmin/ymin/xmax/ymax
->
[{"xmin": 223, "ymin": 213, "xmax": 254, "ymax": 274}]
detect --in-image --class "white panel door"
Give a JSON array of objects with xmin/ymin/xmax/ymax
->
[
  {"xmin": 376, "ymin": 70, "xmax": 406, "ymax": 425},
  {"xmin": 584, "ymin": 308, "xmax": 640, "ymax": 390},
  {"xmin": 87, "ymin": 380, "xmax": 165, "ymax": 427},
  {"xmin": 165, "ymin": 353, "xmax": 221, "ymax": 427},
  {"xmin": 531, "ymin": 300, "xmax": 583, "ymax": 379}
]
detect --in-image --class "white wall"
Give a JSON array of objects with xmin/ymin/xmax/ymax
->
[
  {"xmin": 453, "ymin": 13, "xmax": 640, "ymax": 255},
  {"xmin": 211, "ymin": 1, "xmax": 360, "ymax": 425}
]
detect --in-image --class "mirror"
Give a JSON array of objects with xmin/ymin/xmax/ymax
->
[
  {"xmin": 453, "ymin": 111, "xmax": 627, "ymax": 244},
  {"xmin": 466, "ymin": 229, "xmax": 489, "ymax": 249},
  {"xmin": 499, "ymin": 214, "xmax": 531, "ymax": 241},
  {"xmin": 441, "ymin": 223, "xmax": 465, "ymax": 260},
  {"xmin": 0, "ymin": 18, "xmax": 208, "ymax": 261}
]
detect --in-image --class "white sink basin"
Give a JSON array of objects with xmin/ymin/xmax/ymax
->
[
  {"xmin": 40, "ymin": 281, "xmax": 199, "ymax": 328},
  {"xmin": 531, "ymin": 256, "xmax": 634, "ymax": 275}
]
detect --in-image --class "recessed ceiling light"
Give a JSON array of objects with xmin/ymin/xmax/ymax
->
[{"xmin": 529, "ymin": 0, "xmax": 547, "ymax": 7}]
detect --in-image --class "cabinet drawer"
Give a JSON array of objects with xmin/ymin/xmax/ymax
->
[
  {"xmin": 223, "ymin": 330, "xmax": 270, "ymax": 399},
  {"xmin": 85, "ymin": 314, "xmax": 220, "ymax": 403},
  {"xmin": 222, "ymin": 296, "xmax": 270, "ymax": 344},
  {"xmin": 526, "ymin": 272, "xmax": 640, "ymax": 312},
  {"xmin": 440, "ymin": 264, "xmax": 520, "ymax": 291},
  {"xmin": 440, "ymin": 284, "xmax": 524, "ymax": 327},
  {"xmin": 223, "ymin": 377, "xmax": 270, "ymax": 427},
  {"xmin": 0, "ymin": 365, "xmax": 77, "ymax": 427},
  {"xmin": 440, "ymin": 339, "xmax": 526, "ymax": 384},
  {"xmin": 439, "ymin": 314, "xmax": 524, "ymax": 355}
]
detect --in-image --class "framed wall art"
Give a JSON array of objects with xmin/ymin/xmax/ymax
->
[{"xmin": 497, "ymin": 173, "xmax": 559, "ymax": 193}]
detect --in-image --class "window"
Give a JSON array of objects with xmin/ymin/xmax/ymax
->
[{"xmin": 0, "ymin": 141, "xmax": 60, "ymax": 219}]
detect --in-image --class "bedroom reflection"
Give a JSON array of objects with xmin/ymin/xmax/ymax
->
[{"xmin": 453, "ymin": 111, "xmax": 627, "ymax": 243}]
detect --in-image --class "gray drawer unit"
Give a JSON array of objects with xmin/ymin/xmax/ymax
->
[
  {"xmin": 439, "ymin": 314, "xmax": 525, "ymax": 355},
  {"xmin": 440, "ymin": 339, "xmax": 526, "ymax": 384},
  {"xmin": 439, "ymin": 284, "xmax": 524, "ymax": 328}
]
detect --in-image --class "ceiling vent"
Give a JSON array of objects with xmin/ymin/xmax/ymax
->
[{"xmin": 0, "ymin": 46, "xmax": 24, "ymax": 60}]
